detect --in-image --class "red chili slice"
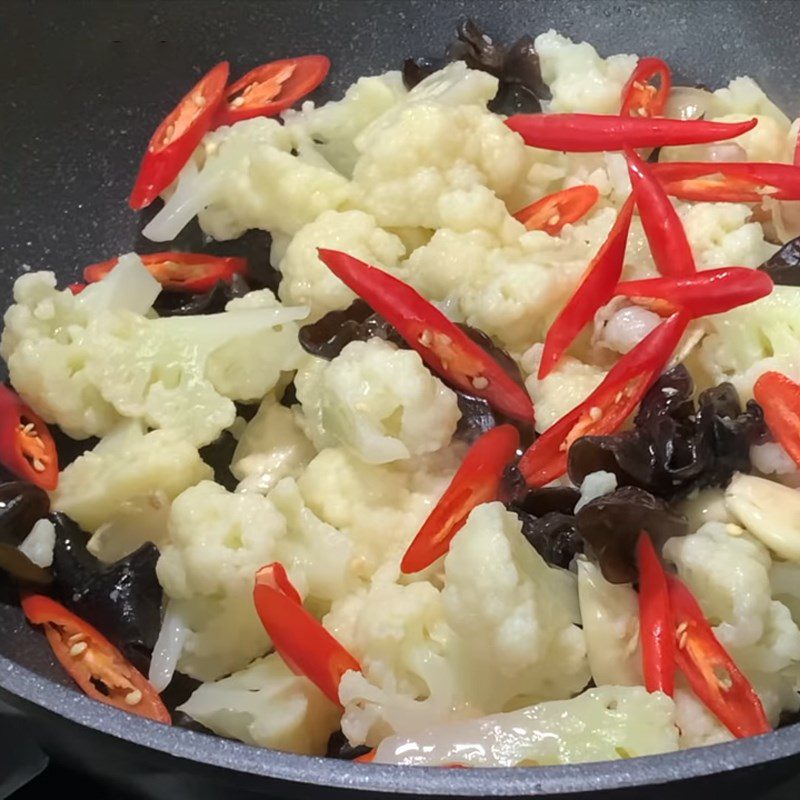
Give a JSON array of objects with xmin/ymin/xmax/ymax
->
[
  {"xmin": 620, "ymin": 57, "xmax": 672, "ymax": 118},
  {"xmin": 615, "ymin": 267, "xmax": 773, "ymax": 318},
  {"xmin": 253, "ymin": 562, "xmax": 361, "ymax": 706},
  {"xmin": 67, "ymin": 283, "xmax": 86, "ymax": 295},
  {"xmin": 401, "ymin": 425, "xmax": 520, "ymax": 574},
  {"xmin": 538, "ymin": 196, "xmax": 634, "ymax": 379},
  {"xmin": 129, "ymin": 61, "xmax": 230, "ymax": 210},
  {"xmin": 518, "ymin": 311, "xmax": 690, "ymax": 487},
  {"xmin": 513, "ymin": 185, "xmax": 600, "ymax": 235},
  {"xmin": 0, "ymin": 386, "xmax": 58, "ymax": 491},
  {"xmin": 505, "ymin": 114, "xmax": 757, "ymax": 153},
  {"xmin": 316, "ymin": 249, "xmax": 535, "ymax": 424},
  {"xmin": 216, "ymin": 55, "xmax": 330, "ymax": 126},
  {"xmin": 626, "ymin": 147, "xmax": 696, "ymax": 278},
  {"xmin": 636, "ymin": 533, "xmax": 675, "ymax": 696},
  {"xmin": 83, "ymin": 252, "xmax": 247, "ymax": 294},
  {"xmin": 668, "ymin": 576, "xmax": 771, "ymax": 738},
  {"xmin": 21, "ymin": 594, "xmax": 170, "ymax": 723},
  {"xmin": 753, "ymin": 371, "xmax": 800, "ymax": 468}
]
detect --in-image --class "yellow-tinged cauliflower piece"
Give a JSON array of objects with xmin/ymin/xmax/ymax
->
[
  {"xmin": 179, "ymin": 653, "xmax": 340, "ymax": 755},
  {"xmin": 664, "ymin": 522, "xmax": 800, "ymax": 723},
  {"xmin": 295, "ymin": 339, "xmax": 460, "ymax": 464},
  {"xmin": 442, "ymin": 503, "xmax": 588, "ymax": 703},
  {"xmin": 521, "ymin": 345, "xmax": 607, "ymax": 433},
  {"xmin": 51, "ymin": 420, "xmax": 212, "ymax": 563},
  {"xmin": 371, "ymin": 685, "xmax": 677, "ymax": 766},
  {"xmin": 1, "ymin": 269, "xmax": 308, "ymax": 446},
  {"xmin": 282, "ymin": 71, "xmax": 408, "ymax": 177},
  {"xmin": 351, "ymin": 68, "xmax": 528, "ymax": 233},
  {"xmin": 232, "ymin": 395, "xmax": 316, "ymax": 495},
  {"xmin": 277, "ymin": 209, "xmax": 406, "ymax": 320},
  {"xmin": 535, "ymin": 30, "xmax": 637, "ymax": 114},
  {"xmin": 298, "ymin": 446, "xmax": 460, "ymax": 579},
  {"xmin": 698, "ymin": 286, "xmax": 800, "ymax": 397},
  {"xmin": 144, "ymin": 117, "xmax": 350, "ymax": 243}
]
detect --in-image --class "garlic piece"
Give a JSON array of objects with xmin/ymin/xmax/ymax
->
[{"xmin": 725, "ymin": 473, "xmax": 800, "ymax": 561}]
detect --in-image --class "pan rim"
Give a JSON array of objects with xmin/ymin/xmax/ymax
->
[{"xmin": 1, "ymin": 653, "xmax": 798, "ymax": 795}]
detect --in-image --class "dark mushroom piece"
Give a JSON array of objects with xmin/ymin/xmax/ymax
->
[
  {"xmin": 0, "ymin": 482, "xmax": 52, "ymax": 585},
  {"xmin": 758, "ymin": 235, "xmax": 800, "ymax": 286}
]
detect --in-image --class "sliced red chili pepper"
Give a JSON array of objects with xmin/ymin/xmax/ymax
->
[
  {"xmin": 216, "ymin": 55, "xmax": 330, "ymax": 126},
  {"xmin": 668, "ymin": 576, "xmax": 771, "ymax": 738},
  {"xmin": 652, "ymin": 161, "xmax": 800, "ymax": 202},
  {"xmin": 615, "ymin": 267, "xmax": 773, "ymax": 318},
  {"xmin": 129, "ymin": 61, "xmax": 229, "ymax": 211},
  {"xmin": 254, "ymin": 562, "xmax": 361, "ymax": 706},
  {"xmin": 316, "ymin": 249, "xmax": 534, "ymax": 424},
  {"xmin": 401, "ymin": 425, "xmax": 520, "ymax": 574},
  {"xmin": 21, "ymin": 594, "xmax": 170, "ymax": 723},
  {"xmin": 0, "ymin": 386, "xmax": 58, "ymax": 491},
  {"xmin": 355, "ymin": 749, "xmax": 376, "ymax": 763},
  {"xmin": 514, "ymin": 185, "xmax": 600, "ymax": 235},
  {"xmin": 636, "ymin": 532, "xmax": 675, "ymax": 696},
  {"xmin": 753, "ymin": 371, "xmax": 800, "ymax": 469},
  {"xmin": 519, "ymin": 311, "xmax": 690, "ymax": 487},
  {"xmin": 538, "ymin": 196, "xmax": 634, "ymax": 379},
  {"xmin": 67, "ymin": 283, "xmax": 86, "ymax": 295},
  {"xmin": 626, "ymin": 147, "xmax": 696, "ymax": 278},
  {"xmin": 83, "ymin": 252, "xmax": 247, "ymax": 294},
  {"xmin": 620, "ymin": 57, "xmax": 672, "ymax": 118},
  {"xmin": 505, "ymin": 114, "xmax": 757, "ymax": 153}
]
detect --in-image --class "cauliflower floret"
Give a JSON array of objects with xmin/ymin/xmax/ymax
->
[
  {"xmin": 698, "ymin": 286, "xmax": 800, "ymax": 398},
  {"xmin": 709, "ymin": 76, "xmax": 791, "ymax": 128},
  {"xmin": 535, "ymin": 30, "xmax": 637, "ymax": 114},
  {"xmin": 351, "ymin": 97, "xmax": 528, "ymax": 232},
  {"xmin": 282, "ymin": 71, "xmax": 407, "ymax": 176},
  {"xmin": 674, "ymin": 685, "xmax": 733, "ymax": 749},
  {"xmin": 664, "ymin": 522, "xmax": 800, "ymax": 721},
  {"xmin": 51, "ymin": 420, "xmax": 212, "ymax": 563},
  {"xmin": 371, "ymin": 685, "xmax": 677, "ymax": 766},
  {"xmin": 277, "ymin": 209, "xmax": 406, "ymax": 320},
  {"xmin": 522, "ymin": 345, "xmax": 607, "ymax": 432},
  {"xmin": 298, "ymin": 446, "xmax": 459, "ymax": 579},
  {"xmin": 442, "ymin": 502, "xmax": 588, "ymax": 704},
  {"xmin": 295, "ymin": 339, "xmax": 460, "ymax": 464},
  {"xmin": 577, "ymin": 558, "xmax": 642, "ymax": 687},
  {"xmin": 156, "ymin": 482, "xmax": 288, "ymax": 679},
  {"xmin": 232, "ymin": 395, "xmax": 316, "ymax": 495},
  {"xmin": 144, "ymin": 117, "xmax": 350, "ymax": 243},
  {"xmin": 2, "ymin": 270, "xmax": 308, "ymax": 445},
  {"xmin": 179, "ymin": 653, "xmax": 340, "ymax": 755}
]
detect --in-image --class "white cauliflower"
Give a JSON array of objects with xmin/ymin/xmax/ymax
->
[
  {"xmin": 576, "ymin": 558, "xmax": 642, "ymax": 687},
  {"xmin": 709, "ymin": 76, "xmax": 792, "ymax": 128},
  {"xmin": 1, "ymin": 269, "xmax": 307, "ymax": 446},
  {"xmin": 295, "ymin": 339, "xmax": 460, "ymax": 464},
  {"xmin": 522, "ymin": 345, "xmax": 607, "ymax": 432},
  {"xmin": 535, "ymin": 30, "xmax": 637, "ymax": 114},
  {"xmin": 143, "ymin": 117, "xmax": 350, "ymax": 243},
  {"xmin": 51, "ymin": 420, "xmax": 211, "ymax": 563},
  {"xmin": 442, "ymin": 503, "xmax": 588, "ymax": 705},
  {"xmin": 664, "ymin": 522, "xmax": 800, "ymax": 722},
  {"xmin": 282, "ymin": 71, "xmax": 407, "ymax": 176},
  {"xmin": 371, "ymin": 685, "xmax": 677, "ymax": 766},
  {"xmin": 277, "ymin": 209, "xmax": 406, "ymax": 320},
  {"xmin": 179, "ymin": 653, "xmax": 340, "ymax": 755},
  {"xmin": 156, "ymin": 481, "xmax": 289, "ymax": 680},
  {"xmin": 674, "ymin": 685, "xmax": 733, "ymax": 749},
  {"xmin": 698, "ymin": 286, "xmax": 800, "ymax": 398},
  {"xmin": 232, "ymin": 395, "xmax": 316, "ymax": 495},
  {"xmin": 298, "ymin": 446, "xmax": 460, "ymax": 578}
]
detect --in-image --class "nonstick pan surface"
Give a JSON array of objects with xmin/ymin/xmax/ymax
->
[{"xmin": 1, "ymin": 1, "xmax": 800, "ymax": 798}]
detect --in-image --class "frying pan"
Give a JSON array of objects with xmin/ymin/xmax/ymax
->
[{"xmin": 1, "ymin": 0, "xmax": 799, "ymax": 797}]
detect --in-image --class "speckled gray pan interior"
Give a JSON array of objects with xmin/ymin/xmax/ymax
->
[{"xmin": 1, "ymin": 1, "xmax": 800, "ymax": 797}]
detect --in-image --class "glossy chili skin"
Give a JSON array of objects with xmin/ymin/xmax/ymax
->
[
  {"xmin": 620, "ymin": 57, "xmax": 672, "ymax": 118},
  {"xmin": 636, "ymin": 533, "xmax": 675, "ymax": 696},
  {"xmin": 538, "ymin": 196, "xmax": 634, "ymax": 379},
  {"xmin": 514, "ymin": 185, "xmax": 599, "ymax": 235},
  {"xmin": 317, "ymin": 249, "xmax": 534, "ymax": 424},
  {"xmin": 753, "ymin": 371, "xmax": 800, "ymax": 468},
  {"xmin": 504, "ymin": 114, "xmax": 757, "ymax": 152},
  {"xmin": 253, "ymin": 562, "xmax": 361, "ymax": 706},
  {"xmin": 401, "ymin": 425, "xmax": 520, "ymax": 574}
]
